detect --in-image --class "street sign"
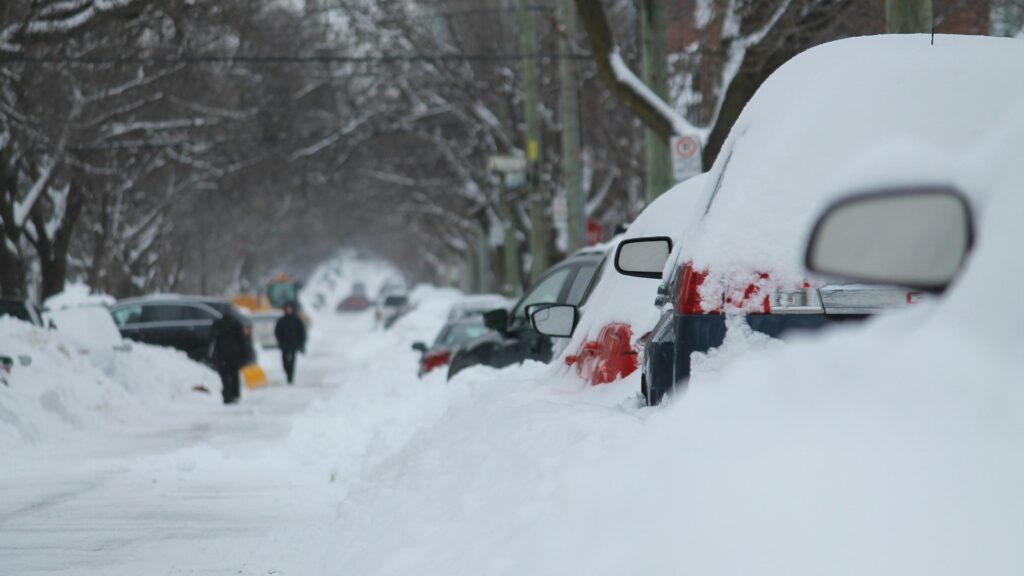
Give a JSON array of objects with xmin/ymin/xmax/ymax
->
[
  {"xmin": 671, "ymin": 135, "xmax": 703, "ymax": 182},
  {"xmin": 487, "ymin": 154, "xmax": 527, "ymax": 173},
  {"xmin": 586, "ymin": 219, "xmax": 605, "ymax": 246}
]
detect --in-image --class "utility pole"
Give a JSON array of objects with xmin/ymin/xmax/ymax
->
[
  {"xmin": 476, "ymin": 226, "xmax": 492, "ymax": 293},
  {"xmin": 640, "ymin": 0, "xmax": 672, "ymax": 202},
  {"xmin": 559, "ymin": 0, "xmax": 585, "ymax": 252},
  {"xmin": 498, "ymin": 200, "xmax": 522, "ymax": 296},
  {"xmin": 886, "ymin": 0, "xmax": 933, "ymax": 33},
  {"xmin": 520, "ymin": 0, "xmax": 548, "ymax": 281}
]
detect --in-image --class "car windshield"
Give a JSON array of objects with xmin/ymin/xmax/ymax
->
[{"xmin": 267, "ymin": 283, "xmax": 297, "ymax": 308}]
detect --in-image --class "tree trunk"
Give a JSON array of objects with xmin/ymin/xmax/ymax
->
[{"xmin": 886, "ymin": 0, "xmax": 933, "ymax": 33}]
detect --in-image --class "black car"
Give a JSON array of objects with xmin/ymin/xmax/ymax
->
[
  {"xmin": 0, "ymin": 297, "xmax": 45, "ymax": 327},
  {"xmin": 110, "ymin": 296, "xmax": 256, "ymax": 365},
  {"xmin": 447, "ymin": 247, "xmax": 608, "ymax": 379},
  {"xmin": 412, "ymin": 316, "xmax": 491, "ymax": 377}
]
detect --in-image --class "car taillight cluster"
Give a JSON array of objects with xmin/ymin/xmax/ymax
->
[
  {"xmin": 677, "ymin": 263, "xmax": 823, "ymax": 315},
  {"xmin": 243, "ymin": 325, "xmax": 253, "ymax": 337},
  {"xmin": 422, "ymin": 351, "xmax": 451, "ymax": 373}
]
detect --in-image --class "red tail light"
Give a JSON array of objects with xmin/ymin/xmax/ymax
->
[
  {"xmin": 677, "ymin": 263, "xmax": 712, "ymax": 315},
  {"xmin": 423, "ymin": 351, "xmax": 451, "ymax": 373},
  {"xmin": 677, "ymin": 263, "xmax": 820, "ymax": 315},
  {"xmin": 243, "ymin": 325, "xmax": 253, "ymax": 337}
]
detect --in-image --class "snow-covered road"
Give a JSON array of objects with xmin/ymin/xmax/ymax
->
[
  {"xmin": 1, "ymin": 315, "xmax": 357, "ymax": 575},
  {"xmin": 4, "ymin": 253, "xmax": 1023, "ymax": 576}
]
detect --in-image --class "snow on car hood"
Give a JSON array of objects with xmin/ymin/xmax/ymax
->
[{"xmin": 685, "ymin": 34, "xmax": 1024, "ymax": 287}]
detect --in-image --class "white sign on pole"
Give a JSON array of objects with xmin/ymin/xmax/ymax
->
[
  {"xmin": 487, "ymin": 155, "xmax": 527, "ymax": 173},
  {"xmin": 671, "ymin": 135, "xmax": 703, "ymax": 183}
]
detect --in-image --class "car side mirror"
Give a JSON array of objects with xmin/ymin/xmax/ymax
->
[
  {"xmin": 483, "ymin": 308, "xmax": 509, "ymax": 332},
  {"xmin": 614, "ymin": 236, "xmax": 674, "ymax": 279},
  {"xmin": 411, "ymin": 342, "xmax": 427, "ymax": 353},
  {"xmin": 806, "ymin": 186, "xmax": 974, "ymax": 292},
  {"xmin": 530, "ymin": 304, "xmax": 578, "ymax": 338}
]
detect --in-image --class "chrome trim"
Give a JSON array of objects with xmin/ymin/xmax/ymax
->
[{"xmin": 818, "ymin": 284, "xmax": 924, "ymax": 315}]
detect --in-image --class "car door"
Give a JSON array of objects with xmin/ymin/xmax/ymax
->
[
  {"xmin": 506, "ymin": 263, "xmax": 585, "ymax": 365},
  {"xmin": 179, "ymin": 304, "xmax": 219, "ymax": 360}
]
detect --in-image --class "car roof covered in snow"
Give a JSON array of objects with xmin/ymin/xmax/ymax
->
[
  {"xmin": 684, "ymin": 34, "xmax": 1024, "ymax": 285},
  {"xmin": 557, "ymin": 173, "xmax": 709, "ymax": 362}
]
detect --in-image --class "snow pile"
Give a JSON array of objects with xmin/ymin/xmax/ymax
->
[
  {"xmin": 0, "ymin": 317, "xmax": 219, "ymax": 453},
  {"xmin": 286, "ymin": 284, "xmax": 463, "ymax": 483},
  {"xmin": 43, "ymin": 281, "xmax": 116, "ymax": 310},
  {"xmin": 686, "ymin": 34, "xmax": 1024, "ymax": 290}
]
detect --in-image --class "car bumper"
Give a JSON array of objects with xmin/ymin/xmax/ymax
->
[{"xmin": 646, "ymin": 313, "xmax": 864, "ymax": 403}]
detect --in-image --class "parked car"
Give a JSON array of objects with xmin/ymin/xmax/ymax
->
[
  {"xmin": 0, "ymin": 297, "xmax": 45, "ymax": 327},
  {"xmin": 337, "ymin": 291, "xmax": 373, "ymax": 312},
  {"xmin": 48, "ymin": 305, "xmax": 131, "ymax": 375},
  {"xmin": 538, "ymin": 35, "xmax": 1024, "ymax": 405},
  {"xmin": 447, "ymin": 246, "xmax": 608, "ymax": 379},
  {"xmin": 528, "ymin": 174, "xmax": 707, "ymax": 388},
  {"xmin": 376, "ymin": 292, "xmax": 411, "ymax": 329},
  {"xmin": 412, "ymin": 316, "xmax": 491, "ymax": 377},
  {"xmin": 445, "ymin": 294, "xmax": 512, "ymax": 321},
  {"xmin": 110, "ymin": 295, "xmax": 256, "ymax": 365}
]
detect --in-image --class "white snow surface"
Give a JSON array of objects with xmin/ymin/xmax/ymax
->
[
  {"xmin": 5, "ymin": 213, "xmax": 1023, "ymax": 575},
  {"xmin": 685, "ymin": 34, "xmax": 1024, "ymax": 291},
  {"xmin": 6, "ymin": 51, "xmax": 1024, "ymax": 570}
]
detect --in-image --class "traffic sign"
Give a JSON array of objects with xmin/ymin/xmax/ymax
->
[{"xmin": 671, "ymin": 135, "xmax": 703, "ymax": 182}]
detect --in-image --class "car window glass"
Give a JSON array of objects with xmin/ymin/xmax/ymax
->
[
  {"xmin": 182, "ymin": 305, "xmax": 217, "ymax": 321},
  {"xmin": 567, "ymin": 263, "xmax": 599, "ymax": 305},
  {"xmin": 141, "ymin": 305, "xmax": 187, "ymax": 322},
  {"xmin": 111, "ymin": 305, "xmax": 143, "ymax": 326},
  {"xmin": 511, "ymin": 267, "xmax": 573, "ymax": 328}
]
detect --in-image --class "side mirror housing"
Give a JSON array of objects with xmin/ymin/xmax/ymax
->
[
  {"xmin": 483, "ymin": 308, "xmax": 509, "ymax": 332},
  {"xmin": 806, "ymin": 186, "xmax": 974, "ymax": 292},
  {"xmin": 411, "ymin": 342, "xmax": 427, "ymax": 353},
  {"xmin": 530, "ymin": 304, "xmax": 579, "ymax": 338},
  {"xmin": 614, "ymin": 236, "xmax": 674, "ymax": 279}
]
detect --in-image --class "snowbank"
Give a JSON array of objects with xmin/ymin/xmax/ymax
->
[
  {"xmin": 0, "ymin": 317, "xmax": 219, "ymax": 453},
  {"xmin": 686, "ymin": 34, "xmax": 1024, "ymax": 288}
]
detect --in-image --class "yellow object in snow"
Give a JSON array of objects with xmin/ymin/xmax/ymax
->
[{"xmin": 242, "ymin": 364, "xmax": 268, "ymax": 390}]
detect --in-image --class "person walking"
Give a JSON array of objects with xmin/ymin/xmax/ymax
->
[
  {"xmin": 211, "ymin": 311, "xmax": 248, "ymax": 404},
  {"xmin": 274, "ymin": 303, "xmax": 306, "ymax": 385}
]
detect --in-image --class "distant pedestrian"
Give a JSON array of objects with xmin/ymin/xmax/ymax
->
[
  {"xmin": 274, "ymin": 303, "xmax": 307, "ymax": 385},
  {"xmin": 211, "ymin": 311, "xmax": 248, "ymax": 404}
]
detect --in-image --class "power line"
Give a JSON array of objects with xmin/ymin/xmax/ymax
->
[{"xmin": 0, "ymin": 52, "xmax": 593, "ymax": 66}]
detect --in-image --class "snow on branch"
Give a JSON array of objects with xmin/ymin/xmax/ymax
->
[{"xmin": 608, "ymin": 49, "xmax": 708, "ymax": 141}]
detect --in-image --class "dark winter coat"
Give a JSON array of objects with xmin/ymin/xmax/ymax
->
[
  {"xmin": 211, "ymin": 313, "xmax": 248, "ymax": 370},
  {"xmin": 275, "ymin": 312, "xmax": 307, "ymax": 352}
]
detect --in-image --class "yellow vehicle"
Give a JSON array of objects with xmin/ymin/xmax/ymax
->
[{"xmin": 233, "ymin": 274, "xmax": 302, "ymax": 313}]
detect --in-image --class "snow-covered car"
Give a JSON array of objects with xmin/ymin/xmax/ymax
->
[
  {"xmin": 607, "ymin": 34, "xmax": 1024, "ymax": 405},
  {"xmin": 48, "ymin": 305, "xmax": 131, "ymax": 375},
  {"xmin": 446, "ymin": 294, "xmax": 512, "ymax": 321},
  {"xmin": 412, "ymin": 316, "xmax": 491, "ymax": 377},
  {"xmin": 0, "ymin": 297, "xmax": 45, "ymax": 327},
  {"xmin": 447, "ymin": 246, "xmax": 607, "ymax": 379},
  {"xmin": 531, "ymin": 174, "xmax": 707, "ymax": 387},
  {"xmin": 375, "ymin": 292, "xmax": 411, "ymax": 329},
  {"xmin": 111, "ymin": 295, "xmax": 256, "ymax": 365},
  {"xmin": 337, "ymin": 294, "xmax": 373, "ymax": 312}
]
